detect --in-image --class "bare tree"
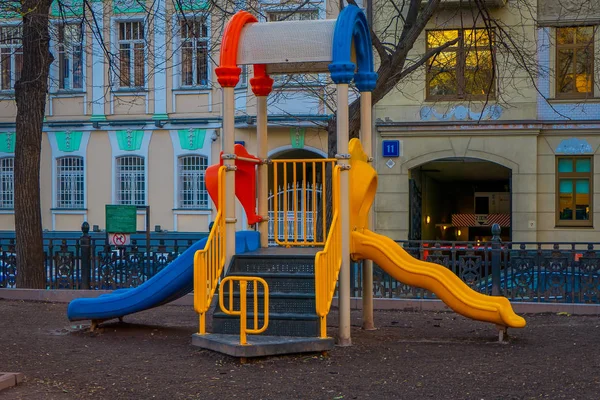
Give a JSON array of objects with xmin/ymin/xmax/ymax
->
[{"xmin": 14, "ymin": 0, "xmax": 54, "ymax": 288}]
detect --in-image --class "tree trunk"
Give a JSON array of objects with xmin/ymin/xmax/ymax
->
[{"xmin": 14, "ymin": 0, "xmax": 54, "ymax": 289}]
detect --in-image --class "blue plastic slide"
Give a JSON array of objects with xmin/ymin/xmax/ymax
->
[{"xmin": 67, "ymin": 231, "xmax": 260, "ymax": 322}]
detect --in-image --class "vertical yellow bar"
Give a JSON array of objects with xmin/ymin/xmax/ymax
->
[
  {"xmin": 302, "ymin": 162, "xmax": 307, "ymax": 245},
  {"xmin": 312, "ymin": 161, "xmax": 317, "ymax": 244},
  {"xmin": 240, "ymin": 281, "xmax": 247, "ymax": 345},
  {"xmin": 283, "ymin": 162, "xmax": 288, "ymax": 244},
  {"xmin": 254, "ymin": 280, "xmax": 258, "ymax": 330},
  {"xmin": 321, "ymin": 162, "xmax": 326, "ymax": 244},
  {"xmin": 229, "ymin": 279, "xmax": 233, "ymax": 311},
  {"xmin": 273, "ymin": 162, "xmax": 278, "ymax": 242},
  {"xmin": 293, "ymin": 162, "xmax": 297, "ymax": 242}
]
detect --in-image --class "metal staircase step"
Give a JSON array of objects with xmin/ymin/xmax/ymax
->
[
  {"xmin": 231, "ymin": 256, "xmax": 315, "ymax": 274},
  {"xmin": 212, "ymin": 312, "xmax": 319, "ymax": 337},
  {"xmin": 218, "ymin": 292, "xmax": 316, "ymax": 314}
]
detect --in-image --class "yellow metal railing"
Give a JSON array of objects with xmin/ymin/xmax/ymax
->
[
  {"xmin": 194, "ymin": 166, "xmax": 227, "ymax": 335},
  {"xmin": 314, "ymin": 166, "xmax": 342, "ymax": 339},
  {"xmin": 219, "ymin": 276, "xmax": 269, "ymax": 345},
  {"xmin": 271, "ymin": 158, "xmax": 336, "ymax": 246}
]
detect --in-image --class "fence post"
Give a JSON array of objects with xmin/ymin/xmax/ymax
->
[
  {"xmin": 491, "ymin": 223, "xmax": 501, "ymax": 296},
  {"xmin": 80, "ymin": 222, "xmax": 91, "ymax": 290}
]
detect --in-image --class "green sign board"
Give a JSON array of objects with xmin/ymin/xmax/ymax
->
[{"xmin": 105, "ymin": 205, "xmax": 137, "ymax": 233}]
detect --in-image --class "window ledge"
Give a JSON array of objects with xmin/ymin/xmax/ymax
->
[
  {"xmin": 424, "ymin": 97, "xmax": 497, "ymax": 103},
  {"xmin": 51, "ymin": 90, "xmax": 85, "ymax": 97},
  {"xmin": 172, "ymin": 87, "xmax": 211, "ymax": 94},
  {"xmin": 51, "ymin": 208, "xmax": 87, "ymax": 214},
  {"xmin": 547, "ymin": 98, "xmax": 600, "ymax": 104},
  {"xmin": 112, "ymin": 89, "xmax": 149, "ymax": 95},
  {"xmin": 173, "ymin": 209, "xmax": 212, "ymax": 215},
  {"xmin": 554, "ymin": 224, "xmax": 594, "ymax": 229},
  {"xmin": 0, "ymin": 209, "xmax": 14, "ymax": 214}
]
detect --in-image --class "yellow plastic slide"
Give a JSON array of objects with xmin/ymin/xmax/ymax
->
[{"xmin": 351, "ymin": 229, "xmax": 526, "ymax": 328}]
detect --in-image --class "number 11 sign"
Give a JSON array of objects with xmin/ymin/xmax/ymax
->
[{"xmin": 382, "ymin": 140, "xmax": 400, "ymax": 158}]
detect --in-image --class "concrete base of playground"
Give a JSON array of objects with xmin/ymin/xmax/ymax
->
[
  {"xmin": 191, "ymin": 333, "xmax": 335, "ymax": 358},
  {"xmin": 0, "ymin": 372, "xmax": 23, "ymax": 392},
  {"xmin": 2, "ymin": 289, "xmax": 600, "ymax": 316}
]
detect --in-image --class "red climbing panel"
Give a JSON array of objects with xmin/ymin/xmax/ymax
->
[{"xmin": 205, "ymin": 144, "xmax": 262, "ymax": 225}]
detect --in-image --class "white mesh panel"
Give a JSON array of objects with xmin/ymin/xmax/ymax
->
[{"xmin": 237, "ymin": 19, "xmax": 335, "ymax": 71}]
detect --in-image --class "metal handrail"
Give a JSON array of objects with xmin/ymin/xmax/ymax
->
[
  {"xmin": 219, "ymin": 276, "xmax": 270, "ymax": 345},
  {"xmin": 194, "ymin": 166, "xmax": 227, "ymax": 335},
  {"xmin": 314, "ymin": 166, "xmax": 342, "ymax": 339},
  {"xmin": 271, "ymin": 158, "xmax": 336, "ymax": 246}
]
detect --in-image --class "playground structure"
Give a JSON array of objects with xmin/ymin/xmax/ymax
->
[{"xmin": 67, "ymin": 6, "xmax": 525, "ymax": 355}]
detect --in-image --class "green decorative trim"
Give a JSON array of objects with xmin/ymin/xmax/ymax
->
[
  {"xmin": 116, "ymin": 130, "xmax": 144, "ymax": 151},
  {"xmin": 0, "ymin": 133, "xmax": 15, "ymax": 153},
  {"xmin": 113, "ymin": 0, "xmax": 146, "ymax": 14},
  {"xmin": 55, "ymin": 131, "xmax": 83, "ymax": 152},
  {"xmin": 0, "ymin": 2, "xmax": 21, "ymax": 19},
  {"xmin": 178, "ymin": 129, "xmax": 206, "ymax": 150},
  {"xmin": 50, "ymin": 0, "xmax": 84, "ymax": 17},
  {"xmin": 152, "ymin": 114, "xmax": 169, "ymax": 120},
  {"xmin": 177, "ymin": 0, "xmax": 210, "ymax": 11},
  {"xmin": 290, "ymin": 127, "xmax": 305, "ymax": 149},
  {"xmin": 90, "ymin": 115, "xmax": 107, "ymax": 122}
]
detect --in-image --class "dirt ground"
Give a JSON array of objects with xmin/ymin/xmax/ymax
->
[{"xmin": 1, "ymin": 299, "xmax": 599, "ymax": 400}]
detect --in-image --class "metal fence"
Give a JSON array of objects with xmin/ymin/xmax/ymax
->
[
  {"xmin": 349, "ymin": 239, "xmax": 600, "ymax": 304},
  {"xmin": 0, "ymin": 231, "xmax": 200, "ymax": 290},
  {"xmin": 2, "ymin": 224, "xmax": 600, "ymax": 305}
]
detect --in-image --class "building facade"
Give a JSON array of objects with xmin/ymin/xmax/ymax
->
[{"xmin": 1, "ymin": 0, "xmax": 599, "ymax": 244}]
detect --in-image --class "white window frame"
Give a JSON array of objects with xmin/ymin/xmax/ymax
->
[
  {"xmin": 0, "ymin": 156, "xmax": 14, "ymax": 210},
  {"xmin": 177, "ymin": 154, "xmax": 209, "ymax": 209},
  {"xmin": 171, "ymin": 12, "xmax": 211, "ymax": 92},
  {"xmin": 111, "ymin": 17, "xmax": 147, "ymax": 91},
  {"xmin": 51, "ymin": 21, "xmax": 85, "ymax": 92},
  {"xmin": 55, "ymin": 156, "xmax": 85, "ymax": 208},
  {"xmin": 177, "ymin": 15, "xmax": 210, "ymax": 88},
  {"xmin": 0, "ymin": 23, "xmax": 22, "ymax": 92},
  {"xmin": 115, "ymin": 155, "xmax": 146, "ymax": 206},
  {"xmin": 169, "ymin": 129, "xmax": 214, "ymax": 230},
  {"xmin": 47, "ymin": 130, "xmax": 91, "ymax": 229},
  {"xmin": 108, "ymin": 130, "xmax": 152, "ymax": 206}
]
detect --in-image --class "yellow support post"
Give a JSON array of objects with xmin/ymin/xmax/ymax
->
[{"xmin": 256, "ymin": 95, "xmax": 269, "ymax": 248}]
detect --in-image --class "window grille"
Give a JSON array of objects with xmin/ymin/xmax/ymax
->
[
  {"xmin": 118, "ymin": 21, "xmax": 145, "ymax": 88},
  {"xmin": 116, "ymin": 156, "xmax": 145, "ymax": 205},
  {"xmin": 56, "ymin": 156, "xmax": 84, "ymax": 208},
  {"xmin": 178, "ymin": 155, "xmax": 208, "ymax": 208},
  {"xmin": 0, "ymin": 157, "xmax": 14, "ymax": 208},
  {"xmin": 0, "ymin": 25, "xmax": 22, "ymax": 91}
]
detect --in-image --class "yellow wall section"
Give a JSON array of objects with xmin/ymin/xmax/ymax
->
[
  {"xmin": 86, "ymin": 131, "xmax": 113, "ymax": 230},
  {"xmin": 148, "ymin": 130, "xmax": 174, "ymax": 231}
]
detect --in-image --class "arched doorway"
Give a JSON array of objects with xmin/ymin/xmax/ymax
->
[
  {"xmin": 410, "ymin": 158, "xmax": 512, "ymax": 242},
  {"xmin": 268, "ymin": 147, "xmax": 328, "ymax": 245}
]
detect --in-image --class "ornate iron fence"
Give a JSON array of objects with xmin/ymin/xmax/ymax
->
[
  {"xmin": 0, "ymin": 229, "xmax": 202, "ymax": 290},
  {"xmin": 350, "ymin": 240, "xmax": 600, "ymax": 304}
]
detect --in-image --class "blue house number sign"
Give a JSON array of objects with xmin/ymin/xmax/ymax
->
[{"xmin": 382, "ymin": 140, "xmax": 400, "ymax": 158}]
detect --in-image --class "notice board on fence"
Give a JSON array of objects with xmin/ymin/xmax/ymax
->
[{"xmin": 105, "ymin": 205, "xmax": 137, "ymax": 233}]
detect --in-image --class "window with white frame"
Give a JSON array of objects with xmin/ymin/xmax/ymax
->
[
  {"xmin": 179, "ymin": 17, "xmax": 209, "ymax": 87},
  {"xmin": 117, "ymin": 20, "xmax": 145, "ymax": 88},
  {"xmin": 0, "ymin": 25, "xmax": 22, "ymax": 91},
  {"xmin": 0, "ymin": 157, "xmax": 14, "ymax": 209},
  {"xmin": 116, "ymin": 155, "xmax": 145, "ymax": 205},
  {"xmin": 56, "ymin": 156, "xmax": 84, "ymax": 208},
  {"xmin": 56, "ymin": 23, "xmax": 83, "ymax": 90},
  {"xmin": 178, "ymin": 155, "xmax": 208, "ymax": 209}
]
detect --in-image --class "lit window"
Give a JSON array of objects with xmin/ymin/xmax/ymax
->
[
  {"xmin": 556, "ymin": 156, "xmax": 593, "ymax": 227},
  {"xmin": 116, "ymin": 156, "xmax": 145, "ymax": 205},
  {"xmin": 556, "ymin": 26, "xmax": 594, "ymax": 98},
  {"xmin": 117, "ymin": 21, "xmax": 145, "ymax": 88},
  {"xmin": 0, "ymin": 26, "xmax": 22, "ymax": 91},
  {"xmin": 179, "ymin": 17, "xmax": 208, "ymax": 87},
  {"xmin": 56, "ymin": 156, "xmax": 84, "ymax": 208},
  {"xmin": 426, "ymin": 29, "xmax": 495, "ymax": 100},
  {"xmin": 57, "ymin": 24, "xmax": 83, "ymax": 90},
  {"xmin": 178, "ymin": 155, "xmax": 208, "ymax": 209},
  {"xmin": 0, "ymin": 157, "xmax": 14, "ymax": 209}
]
